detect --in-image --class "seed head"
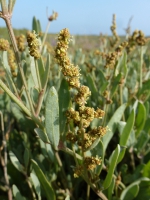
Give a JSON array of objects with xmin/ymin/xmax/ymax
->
[
  {"xmin": 26, "ymin": 31, "xmax": 41, "ymax": 59},
  {"xmin": 0, "ymin": 39, "xmax": 10, "ymax": 51},
  {"xmin": 16, "ymin": 34, "xmax": 25, "ymax": 52}
]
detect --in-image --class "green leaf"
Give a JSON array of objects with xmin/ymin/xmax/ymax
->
[
  {"xmin": 135, "ymin": 131, "xmax": 148, "ymax": 152},
  {"xmin": 46, "ymin": 143, "xmax": 55, "ymax": 162},
  {"xmin": 102, "ymin": 103, "xmax": 127, "ymax": 151},
  {"xmin": 9, "ymin": 151, "xmax": 25, "ymax": 173},
  {"xmin": 58, "ymin": 78, "xmax": 70, "ymax": 135},
  {"xmin": 37, "ymin": 19, "xmax": 42, "ymax": 33},
  {"xmin": 103, "ymin": 144, "xmax": 120, "ymax": 190},
  {"xmin": 106, "ymin": 177, "xmax": 115, "ymax": 200},
  {"xmin": 137, "ymin": 79, "xmax": 150, "ymax": 100},
  {"xmin": 86, "ymin": 74, "xmax": 98, "ymax": 100},
  {"xmin": 32, "ymin": 16, "xmax": 41, "ymax": 33},
  {"xmin": 110, "ymin": 73, "xmax": 122, "ymax": 98},
  {"xmin": 24, "ymin": 148, "xmax": 30, "ymax": 169},
  {"xmin": 30, "ymin": 56, "xmax": 38, "ymax": 87},
  {"xmin": 45, "ymin": 86, "xmax": 60, "ymax": 150},
  {"xmin": 143, "ymin": 161, "xmax": 150, "ymax": 178},
  {"xmin": 31, "ymin": 159, "xmax": 55, "ymax": 200},
  {"xmin": 123, "ymin": 86, "xmax": 128, "ymax": 103},
  {"xmin": 115, "ymin": 51, "xmax": 128, "ymax": 78},
  {"xmin": 120, "ymin": 178, "xmax": 150, "ymax": 200},
  {"xmin": 120, "ymin": 110, "xmax": 135, "ymax": 146},
  {"xmin": 144, "ymin": 101, "xmax": 149, "ymax": 117},
  {"xmin": 41, "ymin": 54, "xmax": 51, "ymax": 89},
  {"xmin": 135, "ymin": 102, "xmax": 146, "ymax": 137},
  {"xmin": 126, "ymin": 68, "xmax": 137, "ymax": 93},
  {"xmin": 30, "ymin": 172, "xmax": 41, "ymax": 200},
  {"xmin": 34, "ymin": 128, "xmax": 50, "ymax": 143},
  {"xmin": 120, "ymin": 184, "xmax": 139, "ymax": 200},
  {"xmin": 118, "ymin": 110, "xmax": 135, "ymax": 163},
  {"xmin": 97, "ymin": 70, "xmax": 108, "ymax": 93},
  {"xmin": 37, "ymin": 57, "xmax": 45, "ymax": 86},
  {"xmin": 12, "ymin": 185, "xmax": 26, "ymax": 200},
  {"xmin": 134, "ymin": 179, "xmax": 150, "ymax": 200}
]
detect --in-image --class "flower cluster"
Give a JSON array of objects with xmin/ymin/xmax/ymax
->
[
  {"xmin": 48, "ymin": 11, "xmax": 58, "ymax": 21},
  {"xmin": 7, "ymin": 49, "xmax": 17, "ymax": 77},
  {"xmin": 26, "ymin": 31, "xmax": 41, "ymax": 59},
  {"xmin": 66, "ymin": 106, "xmax": 107, "ymax": 151},
  {"xmin": 16, "ymin": 34, "xmax": 25, "ymax": 52},
  {"xmin": 126, "ymin": 30, "xmax": 147, "ymax": 53},
  {"xmin": 55, "ymin": 29, "xmax": 106, "ymax": 177},
  {"xmin": 66, "ymin": 106, "xmax": 105, "ymax": 129},
  {"xmin": 55, "ymin": 28, "xmax": 80, "ymax": 88},
  {"xmin": 105, "ymin": 41, "xmax": 128, "ymax": 69},
  {"xmin": 74, "ymin": 156, "xmax": 102, "ymax": 177},
  {"xmin": 109, "ymin": 14, "xmax": 120, "ymax": 48},
  {"xmin": 0, "ymin": 39, "xmax": 10, "ymax": 51}
]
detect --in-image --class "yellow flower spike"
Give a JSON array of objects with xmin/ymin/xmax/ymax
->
[
  {"xmin": 0, "ymin": 38, "xmax": 10, "ymax": 51},
  {"xmin": 26, "ymin": 31, "xmax": 41, "ymax": 59}
]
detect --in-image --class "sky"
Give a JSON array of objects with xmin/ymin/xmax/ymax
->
[{"xmin": 0, "ymin": 0, "xmax": 149, "ymax": 36}]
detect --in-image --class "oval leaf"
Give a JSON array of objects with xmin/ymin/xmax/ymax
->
[
  {"xmin": 120, "ymin": 110, "xmax": 135, "ymax": 146},
  {"xmin": 31, "ymin": 159, "xmax": 55, "ymax": 200},
  {"xmin": 45, "ymin": 86, "xmax": 60, "ymax": 150},
  {"xmin": 12, "ymin": 185, "xmax": 26, "ymax": 200},
  {"xmin": 34, "ymin": 128, "xmax": 50, "ymax": 143},
  {"xmin": 103, "ymin": 144, "xmax": 120, "ymax": 190},
  {"xmin": 9, "ymin": 151, "xmax": 25, "ymax": 173},
  {"xmin": 120, "ymin": 184, "xmax": 139, "ymax": 200},
  {"xmin": 59, "ymin": 78, "xmax": 70, "ymax": 135},
  {"xmin": 30, "ymin": 172, "xmax": 41, "ymax": 200},
  {"xmin": 135, "ymin": 102, "xmax": 146, "ymax": 137},
  {"xmin": 24, "ymin": 148, "xmax": 30, "ymax": 169},
  {"xmin": 118, "ymin": 110, "xmax": 135, "ymax": 163},
  {"xmin": 102, "ymin": 103, "xmax": 127, "ymax": 151}
]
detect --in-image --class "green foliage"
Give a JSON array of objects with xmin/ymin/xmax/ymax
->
[
  {"xmin": 31, "ymin": 159, "xmax": 55, "ymax": 200},
  {"xmin": 45, "ymin": 86, "xmax": 60, "ymax": 150},
  {"xmin": 103, "ymin": 144, "xmax": 120, "ymax": 190},
  {"xmin": 0, "ymin": 2, "xmax": 150, "ymax": 200}
]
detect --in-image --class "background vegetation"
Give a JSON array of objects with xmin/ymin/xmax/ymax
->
[{"xmin": 0, "ymin": 1, "xmax": 150, "ymax": 200}]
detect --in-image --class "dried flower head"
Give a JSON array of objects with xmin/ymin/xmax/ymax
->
[{"xmin": 48, "ymin": 11, "xmax": 58, "ymax": 21}]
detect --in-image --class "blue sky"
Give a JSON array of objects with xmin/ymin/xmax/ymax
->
[{"xmin": 0, "ymin": 0, "xmax": 149, "ymax": 35}]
